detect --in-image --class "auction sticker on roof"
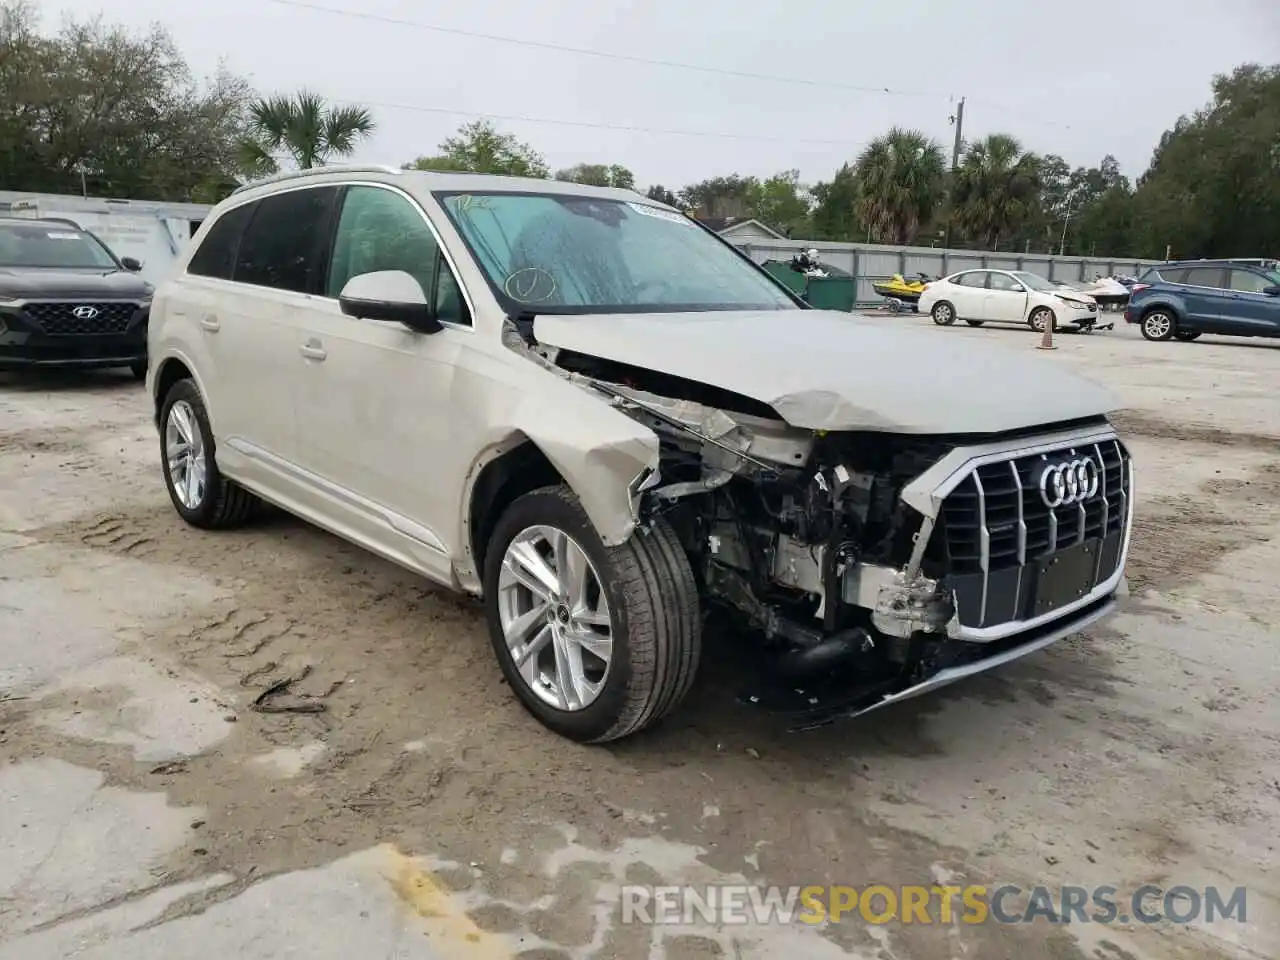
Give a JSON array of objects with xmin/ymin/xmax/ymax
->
[
  {"xmin": 626, "ymin": 202, "xmax": 692, "ymax": 226},
  {"xmin": 46, "ymin": 232, "xmax": 82, "ymax": 240}
]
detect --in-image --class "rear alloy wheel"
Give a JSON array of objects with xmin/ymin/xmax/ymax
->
[
  {"xmin": 931, "ymin": 301, "xmax": 956, "ymax": 326},
  {"xmin": 1140, "ymin": 310, "xmax": 1175, "ymax": 341},
  {"xmin": 1028, "ymin": 307, "xmax": 1055, "ymax": 333},
  {"xmin": 483, "ymin": 485, "xmax": 701, "ymax": 743},
  {"xmin": 1174, "ymin": 329, "xmax": 1201, "ymax": 342}
]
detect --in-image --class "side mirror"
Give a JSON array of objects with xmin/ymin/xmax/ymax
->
[
  {"xmin": 338, "ymin": 270, "xmax": 442, "ymax": 334},
  {"xmin": 1011, "ymin": 284, "xmax": 1025, "ymax": 292},
  {"xmin": 1263, "ymin": 285, "xmax": 1280, "ymax": 297},
  {"xmin": 120, "ymin": 257, "xmax": 143, "ymax": 272}
]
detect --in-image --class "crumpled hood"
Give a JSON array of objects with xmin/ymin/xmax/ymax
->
[
  {"xmin": 534, "ymin": 309, "xmax": 1119, "ymax": 434},
  {"xmin": 0, "ymin": 267, "xmax": 153, "ymax": 300}
]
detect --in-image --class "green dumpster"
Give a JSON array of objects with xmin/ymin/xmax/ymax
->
[
  {"xmin": 762, "ymin": 260, "xmax": 808, "ymax": 296},
  {"xmin": 803, "ymin": 276, "xmax": 857, "ymax": 311}
]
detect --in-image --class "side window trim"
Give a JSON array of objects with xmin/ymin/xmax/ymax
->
[{"xmin": 325, "ymin": 180, "xmax": 475, "ymax": 331}]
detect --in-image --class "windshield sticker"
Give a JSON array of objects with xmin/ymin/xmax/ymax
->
[
  {"xmin": 504, "ymin": 267, "xmax": 558, "ymax": 303},
  {"xmin": 46, "ymin": 232, "xmax": 83, "ymax": 240},
  {"xmin": 626, "ymin": 202, "xmax": 693, "ymax": 226}
]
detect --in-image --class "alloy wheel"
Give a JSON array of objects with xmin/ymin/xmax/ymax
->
[
  {"xmin": 165, "ymin": 400, "xmax": 207, "ymax": 510},
  {"xmin": 1144, "ymin": 313, "xmax": 1172, "ymax": 340},
  {"xmin": 496, "ymin": 525, "xmax": 614, "ymax": 711}
]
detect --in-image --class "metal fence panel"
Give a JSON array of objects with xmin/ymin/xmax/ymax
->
[{"xmin": 731, "ymin": 236, "xmax": 1155, "ymax": 307}]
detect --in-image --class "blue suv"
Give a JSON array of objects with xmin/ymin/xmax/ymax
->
[{"xmin": 1124, "ymin": 259, "xmax": 1280, "ymax": 342}]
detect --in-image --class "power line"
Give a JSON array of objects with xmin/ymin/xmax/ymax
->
[
  {"xmin": 264, "ymin": 0, "xmax": 944, "ymax": 101},
  {"xmin": 325, "ymin": 94, "xmax": 874, "ymax": 149}
]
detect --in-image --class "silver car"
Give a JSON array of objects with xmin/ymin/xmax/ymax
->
[{"xmin": 146, "ymin": 166, "xmax": 1134, "ymax": 743}]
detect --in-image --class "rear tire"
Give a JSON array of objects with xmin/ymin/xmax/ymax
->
[
  {"xmin": 931, "ymin": 301, "xmax": 956, "ymax": 326},
  {"xmin": 1174, "ymin": 329, "xmax": 1201, "ymax": 342},
  {"xmin": 159, "ymin": 379, "xmax": 259, "ymax": 529},
  {"xmin": 483, "ymin": 485, "xmax": 701, "ymax": 743},
  {"xmin": 1140, "ymin": 310, "xmax": 1175, "ymax": 341}
]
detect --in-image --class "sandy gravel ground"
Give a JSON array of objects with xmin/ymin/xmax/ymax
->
[{"xmin": 1, "ymin": 318, "xmax": 1277, "ymax": 959}]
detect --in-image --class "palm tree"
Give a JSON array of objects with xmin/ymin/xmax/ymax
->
[
  {"xmin": 950, "ymin": 134, "xmax": 1042, "ymax": 250},
  {"xmin": 852, "ymin": 128, "xmax": 946, "ymax": 244},
  {"xmin": 240, "ymin": 91, "xmax": 375, "ymax": 176}
]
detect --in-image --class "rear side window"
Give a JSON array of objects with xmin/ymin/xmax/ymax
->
[
  {"xmin": 234, "ymin": 187, "xmax": 339, "ymax": 293},
  {"xmin": 954, "ymin": 271, "xmax": 986, "ymax": 288},
  {"xmin": 187, "ymin": 203, "xmax": 252, "ymax": 280},
  {"xmin": 1181, "ymin": 266, "xmax": 1227, "ymax": 288}
]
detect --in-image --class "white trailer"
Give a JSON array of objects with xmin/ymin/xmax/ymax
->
[{"xmin": 4, "ymin": 195, "xmax": 211, "ymax": 288}]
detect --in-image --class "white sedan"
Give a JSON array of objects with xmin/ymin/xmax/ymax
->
[{"xmin": 917, "ymin": 269, "xmax": 1100, "ymax": 332}]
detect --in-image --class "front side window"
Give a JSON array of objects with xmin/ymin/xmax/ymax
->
[
  {"xmin": 233, "ymin": 186, "xmax": 338, "ymax": 293},
  {"xmin": 0, "ymin": 223, "xmax": 118, "ymax": 269},
  {"xmin": 328, "ymin": 185, "xmax": 469, "ymax": 325},
  {"xmin": 989, "ymin": 272, "xmax": 1022, "ymax": 292},
  {"xmin": 1010, "ymin": 271, "xmax": 1055, "ymax": 292},
  {"xmin": 435, "ymin": 192, "xmax": 797, "ymax": 315},
  {"xmin": 1227, "ymin": 269, "xmax": 1274, "ymax": 294},
  {"xmin": 188, "ymin": 203, "xmax": 253, "ymax": 280}
]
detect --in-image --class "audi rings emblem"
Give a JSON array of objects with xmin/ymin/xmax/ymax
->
[
  {"xmin": 71, "ymin": 305, "xmax": 100, "ymax": 320},
  {"xmin": 1038, "ymin": 458, "xmax": 1100, "ymax": 508}
]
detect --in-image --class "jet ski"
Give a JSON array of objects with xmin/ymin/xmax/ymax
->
[{"xmin": 873, "ymin": 272, "xmax": 934, "ymax": 312}]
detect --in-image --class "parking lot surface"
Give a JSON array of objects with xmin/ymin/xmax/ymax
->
[{"xmin": 1, "ymin": 317, "xmax": 1277, "ymax": 959}]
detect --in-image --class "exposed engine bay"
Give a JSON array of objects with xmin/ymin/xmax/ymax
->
[{"xmin": 540, "ymin": 344, "xmax": 973, "ymax": 719}]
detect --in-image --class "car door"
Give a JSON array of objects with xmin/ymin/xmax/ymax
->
[
  {"xmin": 949, "ymin": 271, "xmax": 989, "ymax": 318},
  {"xmin": 205, "ymin": 186, "xmax": 341, "ymax": 483},
  {"xmin": 1223, "ymin": 268, "xmax": 1280, "ymax": 336},
  {"xmin": 291, "ymin": 182, "xmax": 472, "ymax": 574},
  {"xmin": 982, "ymin": 271, "xmax": 1029, "ymax": 323},
  {"xmin": 1176, "ymin": 266, "xmax": 1233, "ymax": 333}
]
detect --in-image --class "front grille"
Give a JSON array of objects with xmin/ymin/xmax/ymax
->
[
  {"xmin": 23, "ymin": 301, "xmax": 140, "ymax": 336},
  {"xmin": 939, "ymin": 438, "xmax": 1131, "ymax": 630}
]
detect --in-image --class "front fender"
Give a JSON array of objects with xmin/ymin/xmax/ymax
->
[{"xmin": 510, "ymin": 389, "xmax": 659, "ymax": 546}]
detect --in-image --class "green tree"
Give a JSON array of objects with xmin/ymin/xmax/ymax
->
[
  {"xmin": 852, "ymin": 128, "xmax": 946, "ymax": 244},
  {"xmin": 950, "ymin": 134, "xmax": 1042, "ymax": 250},
  {"xmin": 0, "ymin": 0, "xmax": 256, "ymax": 201},
  {"xmin": 405, "ymin": 120, "xmax": 548, "ymax": 177},
  {"xmin": 554, "ymin": 163, "xmax": 635, "ymax": 189},
  {"xmin": 1125, "ymin": 64, "xmax": 1280, "ymax": 259},
  {"xmin": 645, "ymin": 184, "xmax": 680, "ymax": 207},
  {"xmin": 809, "ymin": 163, "xmax": 863, "ymax": 241},
  {"xmin": 240, "ymin": 90, "xmax": 374, "ymax": 174},
  {"xmin": 679, "ymin": 175, "xmax": 758, "ymax": 219},
  {"xmin": 745, "ymin": 170, "xmax": 811, "ymax": 236}
]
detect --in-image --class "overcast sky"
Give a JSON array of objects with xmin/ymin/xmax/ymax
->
[{"xmin": 47, "ymin": 0, "xmax": 1280, "ymax": 189}]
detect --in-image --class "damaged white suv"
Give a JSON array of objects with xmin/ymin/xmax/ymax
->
[{"xmin": 147, "ymin": 167, "xmax": 1134, "ymax": 743}]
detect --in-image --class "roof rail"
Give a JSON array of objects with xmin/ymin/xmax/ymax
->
[{"xmin": 230, "ymin": 164, "xmax": 405, "ymax": 196}]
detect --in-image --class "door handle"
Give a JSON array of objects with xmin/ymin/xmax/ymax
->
[
  {"xmin": 299, "ymin": 342, "xmax": 327, "ymax": 361},
  {"xmin": 199, "ymin": 314, "xmax": 220, "ymax": 332}
]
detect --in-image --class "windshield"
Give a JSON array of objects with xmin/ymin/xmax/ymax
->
[
  {"xmin": 1011, "ymin": 271, "xmax": 1057, "ymax": 292},
  {"xmin": 435, "ymin": 192, "xmax": 799, "ymax": 314},
  {"xmin": 0, "ymin": 223, "xmax": 118, "ymax": 269}
]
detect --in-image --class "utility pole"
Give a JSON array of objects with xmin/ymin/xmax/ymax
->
[{"xmin": 943, "ymin": 97, "xmax": 965, "ymax": 251}]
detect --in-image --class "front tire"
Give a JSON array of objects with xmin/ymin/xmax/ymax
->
[
  {"xmin": 931, "ymin": 301, "xmax": 956, "ymax": 326},
  {"xmin": 1140, "ymin": 310, "xmax": 1175, "ymax": 341},
  {"xmin": 964, "ymin": 318, "xmax": 985, "ymax": 327},
  {"xmin": 1028, "ymin": 307, "xmax": 1055, "ymax": 333},
  {"xmin": 159, "ymin": 379, "xmax": 258, "ymax": 529},
  {"xmin": 483, "ymin": 485, "xmax": 701, "ymax": 743}
]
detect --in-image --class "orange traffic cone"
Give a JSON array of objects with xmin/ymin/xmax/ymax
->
[{"xmin": 1036, "ymin": 312, "xmax": 1057, "ymax": 350}]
